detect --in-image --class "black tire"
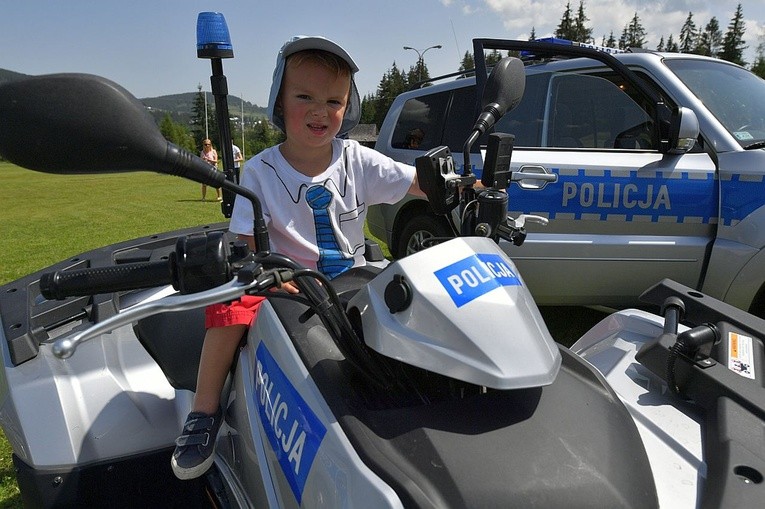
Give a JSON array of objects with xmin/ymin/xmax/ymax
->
[{"xmin": 395, "ymin": 214, "xmax": 453, "ymax": 258}]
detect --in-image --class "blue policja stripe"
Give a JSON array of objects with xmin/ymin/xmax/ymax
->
[
  {"xmin": 720, "ymin": 173, "xmax": 765, "ymax": 226},
  {"xmin": 434, "ymin": 253, "xmax": 522, "ymax": 307},
  {"xmin": 506, "ymin": 169, "xmax": 717, "ymax": 223},
  {"xmin": 254, "ymin": 342, "xmax": 326, "ymax": 504}
]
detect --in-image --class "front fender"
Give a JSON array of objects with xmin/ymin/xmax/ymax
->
[{"xmin": 715, "ymin": 246, "xmax": 765, "ymax": 314}]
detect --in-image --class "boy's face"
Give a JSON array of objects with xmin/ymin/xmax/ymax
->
[{"xmin": 280, "ymin": 58, "xmax": 350, "ymax": 151}]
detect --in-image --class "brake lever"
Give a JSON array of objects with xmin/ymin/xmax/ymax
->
[
  {"xmin": 52, "ymin": 276, "xmax": 261, "ymax": 359},
  {"xmin": 508, "ymin": 214, "xmax": 549, "ymax": 229},
  {"xmin": 496, "ymin": 214, "xmax": 549, "ymax": 246}
]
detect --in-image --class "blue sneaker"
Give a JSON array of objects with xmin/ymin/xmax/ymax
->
[{"xmin": 171, "ymin": 408, "xmax": 222, "ymax": 480}]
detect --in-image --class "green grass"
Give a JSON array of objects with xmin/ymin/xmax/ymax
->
[{"xmin": 0, "ymin": 162, "xmax": 229, "ymax": 506}]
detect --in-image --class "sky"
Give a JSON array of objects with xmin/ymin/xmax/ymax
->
[{"xmin": 2, "ymin": 1, "xmax": 764, "ymax": 108}]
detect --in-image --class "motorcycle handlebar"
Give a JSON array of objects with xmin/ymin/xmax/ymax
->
[{"xmin": 40, "ymin": 261, "xmax": 174, "ymax": 300}]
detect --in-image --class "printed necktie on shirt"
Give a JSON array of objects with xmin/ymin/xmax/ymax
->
[{"xmin": 305, "ymin": 185, "xmax": 353, "ymax": 279}]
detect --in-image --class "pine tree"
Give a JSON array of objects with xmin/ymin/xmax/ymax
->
[
  {"xmin": 620, "ymin": 13, "xmax": 647, "ymax": 49},
  {"xmin": 458, "ymin": 51, "xmax": 475, "ymax": 73},
  {"xmin": 485, "ymin": 49, "xmax": 503, "ymax": 67},
  {"xmin": 679, "ymin": 12, "xmax": 697, "ymax": 53},
  {"xmin": 751, "ymin": 40, "xmax": 765, "ymax": 78},
  {"xmin": 372, "ymin": 63, "xmax": 409, "ymax": 128},
  {"xmin": 573, "ymin": 1, "xmax": 593, "ymax": 43},
  {"xmin": 695, "ymin": 17, "xmax": 722, "ymax": 57},
  {"xmin": 666, "ymin": 34, "xmax": 679, "ymax": 52},
  {"xmin": 190, "ymin": 89, "xmax": 218, "ymax": 150},
  {"xmin": 529, "ymin": 27, "xmax": 536, "ymax": 41},
  {"xmin": 719, "ymin": 3, "xmax": 747, "ymax": 66},
  {"xmin": 360, "ymin": 93, "xmax": 377, "ymax": 125},
  {"xmin": 555, "ymin": 1, "xmax": 575, "ymax": 40},
  {"xmin": 605, "ymin": 31, "xmax": 616, "ymax": 48},
  {"xmin": 618, "ymin": 23, "xmax": 628, "ymax": 50},
  {"xmin": 656, "ymin": 36, "xmax": 665, "ymax": 51}
]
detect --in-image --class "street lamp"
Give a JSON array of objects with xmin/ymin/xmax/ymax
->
[
  {"xmin": 197, "ymin": 83, "xmax": 209, "ymax": 139},
  {"xmin": 403, "ymin": 44, "xmax": 442, "ymax": 81}
]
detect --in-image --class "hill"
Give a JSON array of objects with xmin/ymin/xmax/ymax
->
[
  {"xmin": 142, "ymin": 92, "xmax": 267, "ymax": 125},
  {"xmin": 0, "ymin": 68, "xmax": 32, "ymax": 83},
  {"xmin": 0, "ymin": 68, "xmax": 267, "ymax": 124}
]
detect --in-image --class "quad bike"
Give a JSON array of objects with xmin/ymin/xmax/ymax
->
[{"xmin": 0, "ymin": 46, "xmax": 763, "ymax": 509}]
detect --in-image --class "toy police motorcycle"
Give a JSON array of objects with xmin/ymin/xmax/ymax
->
[{"xmin": 1, "ymin": 49, "xmax": 763, "ymax": 509}]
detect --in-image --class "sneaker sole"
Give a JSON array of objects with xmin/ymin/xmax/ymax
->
[{"xmin": 171, "ymin": 452, "xmax": 216, "ymax": 480}]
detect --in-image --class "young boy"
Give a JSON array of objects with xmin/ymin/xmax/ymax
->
[{"xmin": 172, "ymin": 35, "xmax": 423, "ymax": 480}]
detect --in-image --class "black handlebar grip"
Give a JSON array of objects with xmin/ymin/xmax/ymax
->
[{"xmin": 40, "ymin": 261, "xmax": 174, "ymax": 300}]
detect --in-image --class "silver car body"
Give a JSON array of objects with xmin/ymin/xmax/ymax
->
[{"xmin": 369, "ymin": 47, "xmax": 765, "ymax": 313}]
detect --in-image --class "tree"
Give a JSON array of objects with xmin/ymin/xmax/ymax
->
[
  {"xmin": 555, "ymin": 1, "xmax": 576, "ymax": 40},
  {"xmin": 695, "ymin": 17, "xmax": 722, "ymax": 57},
  {"xmin": 665, "ymin": 34, "xmax": 679, "ymax": 52},
  {"xmin": 485, "ymin": 49, "xmax": 503, "ymax": 67},
  {"xmin": 751, "ymin": 39, "xmax": 765, "ymax": 78},
  {"xmin": 529, "ymin": 27, "xmax": 536, "ymax": 41},
  {"xmin": 604, "ymin": 31, "xmax": 616, "ymax": 48},
  {"xmin": 719, "ymin": 3, "xmax": 747, "ymax": 66},
  {"xmin": 679, "ymin": 12, "xmax": 697, "ymax": 53},
  {"xmin": 191, "ymin": 88, "xmax": 217, "ymax": 149},
  {"xmin": 459, "ymin": 51, "xmax": 475, "ymax": 72},
  {"xmin": 360, "ymin": 93, "xmax": 377, "ymax": 125},
  {"xmin": 246, "ymin": 119, "xmax": 283, "ymax": 156},
  {"xmin": 573, "ymin": 1, "xmax": 593, "ymax": 43},
  {"xmin": 656, "ymin": 36, "xmax": 665, "ymax": 52},
  {"xmin": 371, "ymin": 63, "xmax": 409, "ymax": 128},
  {"xmin": 159, "ymin": 113, "xmax": 196, "ymax": 152},
  {"xmin": 619, "ymin": 13, "xmax": 647, "ymax": 49}
]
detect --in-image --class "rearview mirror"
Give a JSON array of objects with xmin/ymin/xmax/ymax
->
[{"xmin": 669, "ymin": 107, "xmax": 700, "ymax": 154}]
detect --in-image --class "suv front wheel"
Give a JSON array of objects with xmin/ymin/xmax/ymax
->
[{"xmin": 395, "ymin": 213, "xmax": 454, "ymax": 258}]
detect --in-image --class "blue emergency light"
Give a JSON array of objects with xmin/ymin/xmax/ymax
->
[{"xmin": 196, "ymin": 12, "xmax": 233, "ymax": 59}]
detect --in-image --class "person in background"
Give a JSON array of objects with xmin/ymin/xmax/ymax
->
[
  {"xmin": 171, "ymin": 35, "xmax": 425, "ymax": 480},
  {"xmin": 200, "ymin": 139, "xmax": 221, "ymax": 201},
  {"xmin": 231, "ymin": 140, "xmax": 243, "ymax": 184},
  {"xmin": 404, "ymin": 127, "xmax": 425, "ymax": 149}
]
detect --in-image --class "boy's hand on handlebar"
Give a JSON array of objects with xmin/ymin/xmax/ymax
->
[{"xmin": 272, "ymin": 280, "xmax": 300, "ymax": 294}]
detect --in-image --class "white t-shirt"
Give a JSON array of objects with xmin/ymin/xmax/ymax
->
[
  {"xmin": 232, "ymin": 144, "xmax": 243, "ymax": 169},
  {"xmin": 229, "ymin": 138, "xmax": 415, "ymax": 276}
]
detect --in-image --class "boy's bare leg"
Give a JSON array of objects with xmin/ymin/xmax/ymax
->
[{"xmin": 192, "ymin": 325, "xmax": 246, "ymax": 414}]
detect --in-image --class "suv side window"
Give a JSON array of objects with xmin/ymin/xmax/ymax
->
[
  {"xmin": 392, "ymin": 69, "xmax": 657, "ymax": 153},
  {"xmin": 548, "ymin": 73, "xmax": 655, "ymax": 149},
  {"xmin": 494, "ymin": 71, "xmax": 656, "ymax": 150},
  {"xmin": 442, "ymin": 86, "xmax": 480, "ymax": 152},
  {"xmin": 391, "ymin": 91, "xmax": 450, "ymax": 151},
  {"xmin": 491, "ymin": 73, "xmax": 549, "ymax": 148}
]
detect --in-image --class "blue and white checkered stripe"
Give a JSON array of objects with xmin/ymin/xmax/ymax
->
[{"xmin": 506, "ymin": 168, "xmax": 765, "ymax": 227}]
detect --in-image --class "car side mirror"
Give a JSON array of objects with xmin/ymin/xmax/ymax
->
[{"xmin": 668, "ymin": 107, "xmax": 700, "ymax": 154}]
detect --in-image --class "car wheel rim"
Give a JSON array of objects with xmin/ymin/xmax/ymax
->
[{"xmin": 406, "ymin": 230, "xmax": 433, "ymax": 255}]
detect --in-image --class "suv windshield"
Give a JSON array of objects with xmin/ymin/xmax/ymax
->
[{"xmin": 665, "ymin": 58, "xmax": 765, "ymax": 148}]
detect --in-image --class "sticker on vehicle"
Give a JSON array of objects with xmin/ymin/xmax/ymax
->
[
  {"xmin": 434, "ymin": 253, "xmax": 521, "ymax": 307},
  {"xmin": 254, "ymin": 342, "xmax": 327, "ymax": 503}
]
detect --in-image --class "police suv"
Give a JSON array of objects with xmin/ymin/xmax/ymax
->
[{"xmin": 367, "ymin": 38, "xmax": 765, "ymax": 315}]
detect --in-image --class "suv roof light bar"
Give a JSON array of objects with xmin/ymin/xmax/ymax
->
[{"xmin": 520, "ymin": 37, "xmax": 625, "ymax": 58}]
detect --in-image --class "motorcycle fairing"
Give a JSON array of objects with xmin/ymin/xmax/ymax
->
[{"xmin": 350, "ymin": 237, "xmax": 561, "ymax": 389}]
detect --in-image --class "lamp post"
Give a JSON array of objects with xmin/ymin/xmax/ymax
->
[
  {"xmin": 197, "ymin": 83, "xmax": 209, "ymax": 139},
  {"xmin": 403, "ymin": 44, "xmax": 442, "ymax": 81},
  {"xmin": 241, "ymin": 94, "xmax": 245, "ymax": 159}
]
